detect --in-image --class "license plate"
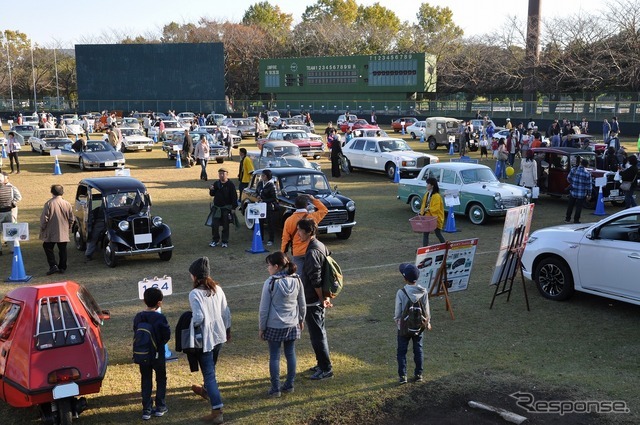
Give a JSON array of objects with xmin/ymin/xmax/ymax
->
[
  {"xmin": 104, "ymin": 161, "xmax": 114, "ymax": 167},
  {"xmin": 137, "ymin": 145, "xmax": 145, "ymax": 150},
  {"xmin": 610, "ymin": 189, "xmax": 619, "ymax": 197},
  {"xmin": 327, "ymin": 225, "xmax": 342, "ymax": 233},
  {"xmin": 135, "ymin": 233, "xmax": 153, "ymax": 244},
  {"xmin": 53, "ymin": 382, "xmax": 79, "ymax": 400}
]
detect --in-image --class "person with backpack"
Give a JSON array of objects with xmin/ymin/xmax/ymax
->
[
  {"xmin": 259, "ymin": 251, "xmax": 306, "ymax": 397},
  {"xmin": 281, "ymin": 194, "xmax": 328, "ymax": 273},
  {"xmin": 133, "ymin": 287, "xmax": 171, "ymax": 420},
  {"xmin": 188, "ymin": 256, "xmax": 231, "ymax": 424},
  {"xmin": 296, "ymin": 218, "xmax": 334, "ymax": 380},
  {"xmin": 394, "ymin": 263, "xmax": 431, "ymax": 385}
]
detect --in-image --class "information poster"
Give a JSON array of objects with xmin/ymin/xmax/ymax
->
[
  {"xmin": 246, "ymin": 202, "xmax": 267, "ymax": 219},
  {"xmin": 415, "ymin": 238, "xmax": 479, "ymax": 293},
  {"xmin": 490, "ymin": 204, "xmax": 535, "ymax": 285},
  {"xmin": 3, "ymin": 223, "xmax": 29, "ymax": 241}
]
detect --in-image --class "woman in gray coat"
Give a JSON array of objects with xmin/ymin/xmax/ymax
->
[{"xmin": 259, "ymin": 251, "xmax": 306, "ymax": 397}]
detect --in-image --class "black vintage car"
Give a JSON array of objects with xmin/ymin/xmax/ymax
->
[
  {"xmin": 240, "ymin": 167, "xmax": 356, "ymax": 239},
  {"xmin": 72, "ymin": 177, "xmax": 174, "ymax": 267}
]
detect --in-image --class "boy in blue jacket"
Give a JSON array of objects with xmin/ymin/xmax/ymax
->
[{"xmin": 134, "ymin": 287, "xmax": 171, "ymax": 420}]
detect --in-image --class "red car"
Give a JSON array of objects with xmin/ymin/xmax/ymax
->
[
  {"xmin": 391, "ymin": 117, "xmax": 418, "ymax": 133},
  {"xmin": 257, "ymin": 129, "xmax": 324, "ymax": 159},
  {"xmin": 339, "ymin": 119, "xmax": 380, "ymax": 134},
  {"xmin": 0, "ymin": 281, "xmax": 110, "ymax": 424}
]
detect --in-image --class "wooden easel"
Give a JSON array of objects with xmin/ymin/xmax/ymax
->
[
  {"xmin": 428, "ymin": 243, "xmax": 455, "ymax": 320},
  {"xmin": 489, "ymin": 225, "xmax": 530, "ymax": 311}
]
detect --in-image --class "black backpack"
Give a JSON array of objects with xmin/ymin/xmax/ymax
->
[
  {"xmin": 133, "ymin": 320, "xmax": 158, "ymax": 365},
  {"xmin": 399, "ymin": 288, "xmax": 428, "ymax": 337}
]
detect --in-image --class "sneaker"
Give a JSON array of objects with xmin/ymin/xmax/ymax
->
[
  {"xmin": 266, "ymin": 241, "xmax": 273, "ymax": 246},
  {"xmin": 46, "ymin": 265, "xmax": 59, "ymax": 275},
  {"xmin": 142, "ymin": 410, "xmax": 152, "ymax": 420},
  {"xmin": 268, "ymin": 388, "xmax": 281, "ymax": 398},
  {"xmin": 564, "ymin": 219, "xmax": 571, "ymax": 224},
  {"xmin": 308, "ymin": 365, "xmax": 320, "ymax": 373},
  {"xmin": 309, "ymin": 369, "xmax": 333, "ymax": 380},
  {"xmin": 413, "ymin": 375, "xmax": 423, "ymax": 382},
  {"xmin": 399, "ymin": 376, "xmax": 408, "ymax": 385},
  {"xmin": 191, "ymin": 384, "xmax": 209, "ymax": 401},
  {"xmin": 221, "ymin": 243, "xmax": 228, "ymax": 248},
  {"xmin": 153, "ymin": 406, "xmax": 168, "ymax": 417},
  {"xmin": 281, "ymin": 384, "xmax": 294, "ymax": 394},
  {"xmin": 209, "ymin": 241, "xmax": 218, "ymax": 247}
]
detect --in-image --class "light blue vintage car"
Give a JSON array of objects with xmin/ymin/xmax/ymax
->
[{"xmin": 397, "ymin": 162, "xmax": 531, "ymax": 225}]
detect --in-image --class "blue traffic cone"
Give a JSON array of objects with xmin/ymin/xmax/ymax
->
[
  {"xmin": 1, "ymin": 145, "xmax": 7, "ymax": 158},
  {"xmin": 593, "ymin": 187, "xmax": 606, "ymax": 216},
  {"xmin": 53, "ymin": 157, "xmax": 62, "ymax": 175},
  {"xmin": 246, "ymin": 219, "xmax": 267, "ymax": 253},
  {"xmin": 393, "ymin": 161, "xmax": 400, "ymax": 183},
  {"xmin": 448, "ymin": 141, "xmax": 455, "ymax": 155},
  {"xmin": 494, "ymin": 161, "xmax": 502, "ymax": 179},
  {"xmin": 175, "ymin": 153, "xmax": 182, "ymax": 169},
  {"xmin": 6, "ymin": 240, "xmax": 32, "ymax": 283},
  {"xmin": 444, "ymin": 205, "xmax": 457, "ymax": 233}
]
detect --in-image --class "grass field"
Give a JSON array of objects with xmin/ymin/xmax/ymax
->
[{"xmin": 0, "ymin": 126, "xmax": 638, "ymax": 424}]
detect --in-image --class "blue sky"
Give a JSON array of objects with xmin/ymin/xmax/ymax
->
[{"xmin": 1, "ymin": 0, "xmax": 605, "ymax": 47}]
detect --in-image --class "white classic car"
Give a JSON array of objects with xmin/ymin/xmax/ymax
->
[
  {"xmin": 522, "ymin": 206, "xmax": 640, "ymax": 304},
  {"xmin": 247, "ymin": 141, "xmax": 320, "ymax": 170},
  {"xmin": 397, "ymin": 162, "xmax": 531, "ymax": 225},
  {"xmin": 61, "ymin": 119, "xmax": 85, "ymax": 136},
  {"xmin": 29, "ymin": 128, "xmax": 71, "ymax": 154},
  {"xmin": 342, "ymin": 137, "xmax": 439, "ymax": 179},
  {"xmin": 148, "ymin": 120, "xmax": 184, "ymax": 141},
  {"xmin": 103, "ymin": 128, "xmax": 153, "ymax": 152}
]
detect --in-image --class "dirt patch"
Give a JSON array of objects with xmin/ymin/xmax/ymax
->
[{"xmin": 311, "ymin": 370, "xmax": 613, "ymax": 425}]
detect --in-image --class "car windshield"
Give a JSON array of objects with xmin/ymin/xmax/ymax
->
[
  {"xmin": 234, "ymin": 120, "xmax": 251, "ymax": 126},
  {"xmin": 15, "ymin": 125, "xmax": 34, "ymax": 131},
  {"xmin": 48, "ymin": 139, "xmax": 73, "ymax": 147},
  {"xmin": 282, "ymin": 132, "xmax": 307, "ymax": 141},
  {"xmin": 121, "ymin": 128, "xmax": 144, "ymax": 136},
  {"xmin": 572, "ymin": 153, "xmax": 597, "ymax": 168},
  {"xmin": 279, "ymin": 173, "xmax": 331, "ymax": 194},
  {"xmin": 106, "ymin": 191, "xmax": 140, "ymax": 208},
  {"xmin": 270, "ymin": 145, "xmax": 300, "ymax": 157},
  {"xmin": 164, "ymin": 121, "xmax": 181, "ymax": 129},
  {"xmin": 39, "ymin": 130, "xmax": 66, "ymax": 138},
  {"xmin": 86, "ymin": 141, "xmax": 114, "ymax": 152},
  {"xmin": 460, "ymin": 167, "xmax": 499, "ymax": 184},
  {"xmin": 378, "ymin": 140, "xmax": 410, "ymax": 152}
]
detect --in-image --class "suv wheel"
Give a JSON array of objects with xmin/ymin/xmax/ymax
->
[
  {"xmin": 428, "ymin": 138, "xmax": 438, "ymax": 150},
  {"xmin": 535, "ymin": 257, "xmax": 575, "ymax": 300}
]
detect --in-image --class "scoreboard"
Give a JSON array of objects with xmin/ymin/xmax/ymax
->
[{"xmin": 259, "ymin": 53, "xmax": 436, "ymax": 96}]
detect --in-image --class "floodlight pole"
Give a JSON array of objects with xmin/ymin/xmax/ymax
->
[
  {"xmin": 3, "ymin": 35, "xmax": 14, "ymax": 111},
  {"xmin": 54, "ymin": 48, "xmax": 60, "ymax": 110},
  {"xmin": 31, "ymin": 42, "xmax": 37, "ymax": 112}
]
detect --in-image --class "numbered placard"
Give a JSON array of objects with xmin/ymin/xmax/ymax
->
[
  {"xmin": 138, "ymin": 276, "xmax": 172, "ymax": 299},
  {"xmin": 50, "ymin": 149, "xmax": 62, "ymax": 156},
  {"xmin": 172, "ymin": 144, "xmax": 181, "ymax": 152}
]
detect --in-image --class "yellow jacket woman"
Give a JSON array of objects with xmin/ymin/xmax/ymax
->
[{"xmin": 419, "ymin": 177, "xmax": 446, "ymax": 247}]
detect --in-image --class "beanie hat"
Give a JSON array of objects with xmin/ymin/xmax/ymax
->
[{"xmin": 189, "ymin": 256, "xmax": 210, "ymax": 280}]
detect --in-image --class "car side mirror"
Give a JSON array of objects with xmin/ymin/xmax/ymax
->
[
  {"xmin": 99, "ymin": 310, "xmax": 111, "ymax": 321},
  {"xmin": 586, "ymin": 228, "xmax": 598, "ymax": 240}
]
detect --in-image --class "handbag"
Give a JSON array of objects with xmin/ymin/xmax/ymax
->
[
  {"xmin": 620, "ymin": 181, "xmax": 632, "ymax": 191},
  {"xmin": 180, "ymin": 319, "xmax": 203, "ymax": 353}
]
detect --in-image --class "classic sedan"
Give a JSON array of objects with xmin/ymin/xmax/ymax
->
[
  {"xmin": 103, "ymin": 128, "xmax": 153, "ymax": 152},
  {"xmin": 339, "ymin": 119, "xmax": 379, "ymax": 134},
  {"xmin": 225, "ymin": 118, "xmax": 255, "ymax": 138},
  {"xmin": 148, "ymin": 120, "xmax": 184, "ymax": 141},
  {"xmin": 522, "ymin": 206, "xmax": 640, "ymax": 305},
  {"xmin": 58, "ymin": 140, "xmax": 126, "ymax": 171},
  {"xmin": 342, "ymin": 137, "xmax": 439, "ymax": 179},
  {"xmin": 9, "ymin": 125, "xmax": 36, "ymax": 143},
  {"xmin": 240, "ymin": 167, "xmax": 356, "ymax": 239},
  {"xmin": 397, "ymin": 162, "xmax": 531, "ymax": 225},
  {"xmin": 198, "ymin": 126, "xmax": 242, "ymax": 148},
  {"xmin": 29, "ymin": 128, "xmax": 70, "ymax": 154},
  {"xmin": 120, "ymin": 117, "xmax": 141, "ymax": 129},
  {"xmin": 257, "ymin": 129, "xmax": 324, "ymax": 158},
  {"xmin": 61, "ymin": 119, "xmax": 85, "ymax": 136},
  {"xmin": 247, "ymin": 141, "xmax": 320, "ymax": 170},
  {"xmin": 163, "ymin": 132, "xmax": 227, "ymax": 163},
  {"xmin": 391, "ymin": 117, "xmax": 418, "ymax": 132}
]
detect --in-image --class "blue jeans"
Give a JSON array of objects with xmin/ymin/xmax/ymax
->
[
  {"xmin": 268, "ymin": 339, "xmax": 296, "ymax": 391},
  {"xmin": 140, "ymin": 360, "xmax": 167, "ymax": 412},
  {"xmin": 624, "ymin": 188, "xmax": 637, "ymax": 208},
  {"xmin": 199, "ymin": 158, "xmax": 208, "ymax": 180},
  {"xmin": 397, "ymin": 331, "xmax": 424, "ymax": 378},
  {"xmin": 197, "ymin": 344, "xmax": 224, "ymax": 409},
  {"xmin": 305, "ymin": 305, "xmax": 332, "ymax": 372}
]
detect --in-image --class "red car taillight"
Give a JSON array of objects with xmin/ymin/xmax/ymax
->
[{"xmin": 48, "ymin": 368, "xmax": 81, "ymax": 384}]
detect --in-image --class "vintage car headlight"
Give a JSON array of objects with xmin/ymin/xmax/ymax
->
[
  {"xmin": 493, "ymin": 192, "xmax": 504, "ymax": 208},
  {"xmin": 152, "ymin": 216, "xmax": 163, "ymax": 227},
  {"xmin": 118, "ymin": 220, "xmax": 129, "ymax": 231},
  {"xmin": 346, "ymin": 200, "xmax": 356, "ymax": 212}
]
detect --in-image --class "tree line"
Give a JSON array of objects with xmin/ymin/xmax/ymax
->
[{"xmin": 1, "ymin": 0, "xmax": 639, "ymax": 109}]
